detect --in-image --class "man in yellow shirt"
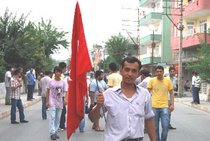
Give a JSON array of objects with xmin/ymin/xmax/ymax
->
[
  {"xmin": 148, "ymin": 65, "xmax": 174, "ymax": 141},
  {"xmin": 107, "ymin": 62, "xmax": 122, "ymax": 88}
]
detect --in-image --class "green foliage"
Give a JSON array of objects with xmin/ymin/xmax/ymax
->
[
  {"xmin": 0, "ymin": 9, "xmax": 69, "ymax": 82},
  {"xmin": 186, "ymin": 43, "xmax": 210, "ymax": 82},
  {"xmin": 105, "ymin": 34, "xmax": 135, "ymax": 65}
]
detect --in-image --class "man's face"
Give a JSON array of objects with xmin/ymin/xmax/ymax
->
[
  {"xmin": 98, "ymin": 73, "xmax": 104, "ymax": 81},
  {"xmin": 120, "ymin": 61, "xmax": 140, "ymax": 85},
  {"xmin": 169, "ymin": 69, "xmax": 175, "ymax": 77},
  {"xmin": 155, "ymin": 69, "xmax": 164, "ymax": 80}
]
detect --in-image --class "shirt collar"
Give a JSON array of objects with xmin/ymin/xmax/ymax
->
[{"xmin": 113, "ymin": 84, "xmax": 139, "ymax": 96}]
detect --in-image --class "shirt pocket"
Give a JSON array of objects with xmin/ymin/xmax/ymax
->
[{"xmin": 132, "ymin": 102, "xmax": 145, "ymax": 117}]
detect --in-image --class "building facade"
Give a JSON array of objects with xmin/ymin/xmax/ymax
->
[
  {"xmin": 171, "ymin": 0, "xmax": 210, "ymax": 101},
  {"xmin": 139, "ymin": 0, "xmax": 172, "ymax": 73}
]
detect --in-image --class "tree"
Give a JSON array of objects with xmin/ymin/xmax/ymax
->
[
  {"xmin": 0, "ymin": 9, "xmax": 68, "ymax": 81},
  {"xmin": 186, "ymin": 42, "xmax": 210, "ymax": 83},
  {"xmin": 104, "ymin": 34, "xmax": 135, "ymax": 65}
]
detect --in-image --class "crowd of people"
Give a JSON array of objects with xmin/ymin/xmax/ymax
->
[{"xmin": 3, "ymin": 56, "xmax": 202, "ymax": 141}]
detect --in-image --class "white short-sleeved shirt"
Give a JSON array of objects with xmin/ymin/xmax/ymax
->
[
  {"xmin": 89, "ymin": 79, "xmax": 107, "ymax": 102},
  {"xmin": 138, "ymin": 77, "xmax": 151, "ymax": 89},
  {"xmin": 5, "ymin": 71, "xmax": 12, "ymax": 87},
  {"xmin": 40, "ymin": 76, "xmax": 52, "ymax": 97},
  {"xmin": 102, "ymin": 85, "xmax": 154, "ymax": 141}
]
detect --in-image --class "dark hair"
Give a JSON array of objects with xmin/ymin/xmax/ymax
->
[
  {"xmin": 53, "ymin": 66, "xmax": 62, "ymax": 73},
  {"xmin": 121, "ymin": 56, "xmax": 142, "ymax": 71},
  {"xmin": 169, "ymin": 66, "xmax": 175, "ymax": 71},
  {"xmin": 44, "ymin": 71, "xmax": 52, "ymax": 75},
  {"xmin": 140, "ymin": 69, "xmax": 151, "ymax": 77},
  {"xmin": 94, "ymin": 70, "xmax": 103, "ymax": 78},
  {"xmin": 155, "ymin": 65, "xmax": 164, "ymax": 71},
  {"xmin": 59, "ymin": 62, "xmax": 67, "ymax": 69},
  {"xmin": 109, "ymin": 62, "xmax": 117, "ymax": 71},
  {"xmin": 13, "ymin": 68, "xmax": 20, "ymax": 75},
  {"xmin": 6, "ymin": 64, "xmax": 12, "ymax": 71}
]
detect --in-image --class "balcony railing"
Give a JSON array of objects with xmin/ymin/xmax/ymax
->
[
  {"xmin": 140, "ymin": 34, "xmax": 162, "ymax": 46},
  {"xmin": 140, "ymin": 12, "xmax": 162, "ymax": 26},
  {"xmin": 139, "ymin": 0, "xmax": 161, "ymax": 7},
  {"xmin": 183, "ymin": 0, "xmax": 210, "ymax": 19},
  {"xmin": 171, "ymin": 33, "xmax": 210, "ymax": 50}
]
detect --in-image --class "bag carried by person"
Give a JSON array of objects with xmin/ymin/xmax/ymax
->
[{"xmin": 85, "ymin": 104, "xmax": 90, "ymax": 114}]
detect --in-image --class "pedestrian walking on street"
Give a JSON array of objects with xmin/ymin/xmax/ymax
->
[
  {"xmin": 57, "ymin": 62, "xmax": 67, "ymax": 131},
  {"xmin": 193, "ymin": 72, "xmax": 201, "ymax": 104},
  {"xmin": 167, "ymin": 67, "xmax": 177, "ymax": 130},
  {"xmin": 26, "ymin": 67, "xmax": 36, "ymax": 101},
  {"xmin": 107, "ymin": 62, "xmax": 122, "ymax": 88},
  {"xmin": 191, "ymin": 71, "xmax": 196, "ymax": 103},
  {"xmin": 46, "ymin": 66, "xmax": 68, "ymax": 140},
  {"xmin": 40, "ymin": 71, "xmax": 52, "ymax": 120},
  {"xmin": 148, "ymin": 65, "xmax": 174, "ymax": 141},
  {"xmin": 4, "ymin": 64, "xmax": 13, "ymax": 105},
  {"xmin": 89, "ymin": 56, "xmax": 156, "ymax": 141},
  {"xmin": 10, "ymin": 68, "xmax": 29, "ymax": 124}
]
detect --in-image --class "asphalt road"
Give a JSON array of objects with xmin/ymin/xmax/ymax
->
[{"xmin": 0, "ymin": 101, "xmax": 210, "ymax": 141}]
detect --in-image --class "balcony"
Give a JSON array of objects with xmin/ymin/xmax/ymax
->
[
  {"xmin": 183, "ymin": 0, "xmax": 210, "ymax": 19},
  {"xmin": 140, "ymin": 12, "xmax": 162, "ymax": 26},
  {"xmin": 140, "ymin": 34, "xmax": 162, "ymax": 46},
  {"xmin": 139, "ymin": 0, "xmax": 161, "ymax": 7},
  {"xmin": 141, "ymin": 56, "xmax": 161, "ymax": 65},
  {"xmin": 171, "ymin": 33, "xmax": 210, "ymax": 50}
]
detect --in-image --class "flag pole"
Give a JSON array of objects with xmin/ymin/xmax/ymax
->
[{"xmin": 95, "ymin": 78, "xmax": 107, "ymax": 123}]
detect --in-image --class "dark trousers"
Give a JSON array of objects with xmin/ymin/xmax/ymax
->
[
  {"xmin": 42, "ymin": 97, "xmax": 47, "ymax": 119},
  {"xmin": 192, "ymin": 85, "xmax": 195, "ymax": 102},
  {"xmin": 194, "ymin": 87, "xmax": 200, "ymax": 104},
  {"xmin": 27, "ymin": 85, "xmax": 35, "ymax": 100},
  {"xmin": 11, "ymin": 98, "xmax": 25, "ymax": 122},
  {"xmin": 59, "ymin": 105, "xmax": 66, "ymax": 129}
]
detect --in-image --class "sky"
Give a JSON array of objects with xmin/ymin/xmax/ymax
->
[{"xmin": 0, "ymin": 0, "xmax": 139, "ymax": 60}]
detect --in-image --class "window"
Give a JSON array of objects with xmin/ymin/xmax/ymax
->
[
  {"xmin": 200, "ymin": 19, "xmax": 207, "ymax": 33},
  {"xmin": 186, "ymin": 22, "xmax": 194, "ymax": 36},
  {"xmin": 174, "ymin": 26, "xmax": 180, "ymax": 38}
]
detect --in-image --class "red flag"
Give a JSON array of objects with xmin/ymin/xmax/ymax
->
[{"xmin": 67, "ymin": 2, "xmax": 92, "ymax": 139}]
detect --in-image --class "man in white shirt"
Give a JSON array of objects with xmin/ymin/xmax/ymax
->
[
  {"xmin": 4, "ymin": 65, "xmax": 13, "ymax": 105},
  {"xmin": 89, "ymin": 57, "xmax": 156, "ymax": 141}
]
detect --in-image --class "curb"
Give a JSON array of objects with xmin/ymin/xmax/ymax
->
[
  {"xmin": 0, "ymin": 97, "xmax": 41, "ymax": 120},
  {"xmin": 175, "ymin": 98, "xmax": 210, "ymax": 113}
]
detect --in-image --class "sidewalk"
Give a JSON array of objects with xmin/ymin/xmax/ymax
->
[
  {"xmin": 174, "ymin": 91, "xmax": 210, "ymax": 113},
  {"xmin": 0, "ymin": 92, "xmax": 41, "ymax": 119}
]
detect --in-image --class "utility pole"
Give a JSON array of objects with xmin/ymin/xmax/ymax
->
[
  {"xmin": 151, "ymin": 30, "xmax": 156, "ymax": 75},
  {"xmin": 164, "ymin": 0, "xmax": 184, "ymax": 97},
  {"xmin": 178, "ymin": 0, "xmax": 184, "ymax": 97}
]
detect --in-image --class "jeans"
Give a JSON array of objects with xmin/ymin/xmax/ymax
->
[
  {"xmin": 42, "ymin": 97, "xmax": 47, "ymax": 119},
  {"xmin": 11, "ymin": 99, "xmax": 25, "ymax": 122},
  {"xmin": 79, "ymin": 118, "xmax": 85, "ymax": 132},
  {"xmin": 49, "ymin": 107, "xmax": 62, "ymax": 134},
  {"xmin": 27, "ymin": 85, "xmax": 35, "ymax": 100},
  {"xmin": 192, "ymin": 85, "xmax": 195, "ymax": 102},
  {"xmin": 79, "ymin": 100, "xmax": 86, "ymax": 132},
  {"xmin": 153, "ymin": 108, "xmax": 169, "ymax": 141},
  {"xmin": 194, "ymin": 87, "xmax": 200, "ymax": 104}
]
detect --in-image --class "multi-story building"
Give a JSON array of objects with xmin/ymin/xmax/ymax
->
[
  {"xmin": 171, "ymin": 0, "xmax": 210, "ymax": 101},
  {"xmin": 139, "ymin": 0, "xmax": 172, "ymax": 73}
]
